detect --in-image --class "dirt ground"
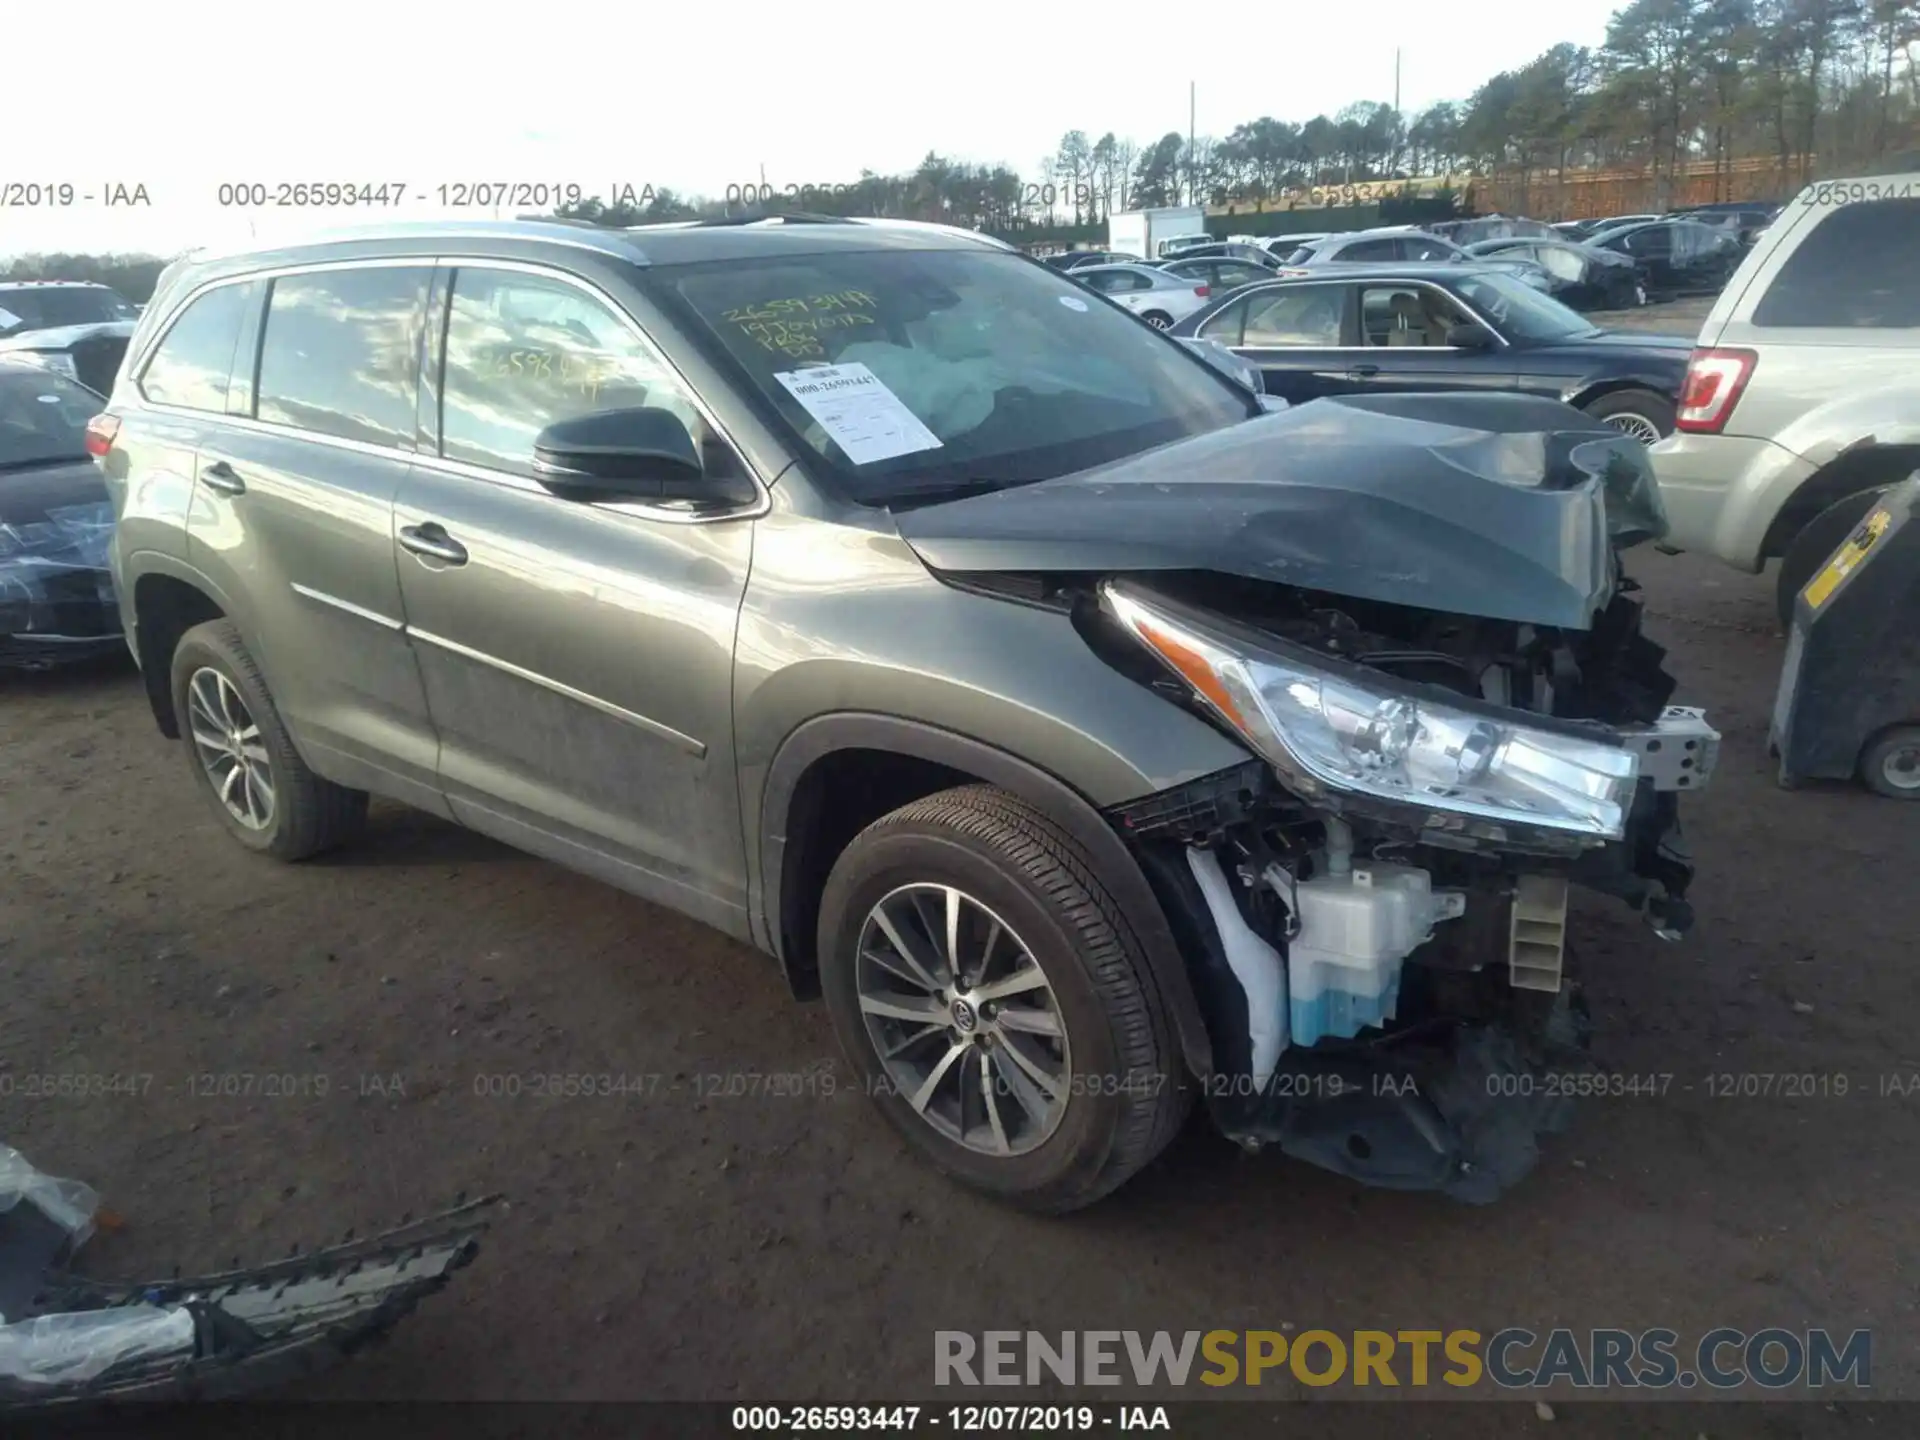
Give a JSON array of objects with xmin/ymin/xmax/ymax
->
[{"xmin": 4, "ymin": 307, "xmax": 1915, "ymax": 1420}]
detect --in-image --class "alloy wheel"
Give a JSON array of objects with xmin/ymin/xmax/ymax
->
[
  {"xmin": 186, "ymin": 666, "xmax": 276, "ymax": 830},
  {"xmin": 854, "ymin": 883, "xmax": 1071, "ymax": 1157},
  {"xmin": 1603, "ymin": 412, "xmax": 1663, "ymax": 446}
]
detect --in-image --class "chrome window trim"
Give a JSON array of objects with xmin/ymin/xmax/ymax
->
[
  {"xmin": 133, "ymin": 256, "xmax": 439, "ymax": 391},
  {"xmin": 290, "ymin": 583, "xmax": 405, "ymax": 631},
  {"xmin": 131, "ymin": 253, "xmax": 774, "ymax": 527},
  {"xmin": 406, "ymin": 626, "xmax": 707, "ymax": 757}
]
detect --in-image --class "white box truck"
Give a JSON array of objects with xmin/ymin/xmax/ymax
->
[{"xmin": 1108, "ymin": 206, "xmax": 1208, "ymax": 260}]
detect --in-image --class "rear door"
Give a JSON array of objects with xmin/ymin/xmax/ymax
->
[
  {"xmin": 185, "ymin": 261, "xmax": 446, "ymax": 813},
  {"xmin": 1195, "ymin": 282, "xmax": 1356, "ymax": 404}
]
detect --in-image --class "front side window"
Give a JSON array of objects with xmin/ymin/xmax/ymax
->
[
  {"xmin": 1626, "ymin": 227, "xmax": 1672, "ymax": 257},
  {"xmin": 652, "ymin": 247, "xmax": 1253, "ymax": 506},
  {"xmin": 256, "ymin": 266, "xmax": 429, "ymax": 448},
  {"xmin": 1337, "ymin": 238, "xmax": 1400, "ymax": 262},
  {"xmin": 1753, "ymin": 198, "xmax": 1920, "ymax": 328},
  {"xmin": 1403, "ymin": 236, "xmax": 1459, "ymax": 262},
  {"xmin": 1537, "ymin": 245, "xmax": 1586, "ymax": 283},
  {"xmin": 139, "ymin": 282, "xmax": 248, "ymax": 413},
  {"xmin": 1453, "ymin": 273, "xmax": 1597, "ymax": 343},
  {"xmin": 439, "ymin": 267, "xmax": 743, "ymax": 483}
]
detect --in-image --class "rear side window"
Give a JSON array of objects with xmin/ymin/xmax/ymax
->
[
  {"xmin": 1242, "ymin": 287, "xmax": 1345, "ymax": 346},
  {"xmin": 139, "ymin": 283, "xmax": 248, "ymax": 412},
  {"xmin": 1337, "ymin": 239, "xmax": 1400, "ymax": 262},
  {"xmin": 1753, "ymin": 199, "xmax": 1920, "ymax": 328},
  {"xmin": 256, "ymin": 266, "xmax": 430, "ymax": 447}
]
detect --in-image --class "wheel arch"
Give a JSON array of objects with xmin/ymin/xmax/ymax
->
[
  {"xmin": 1760, "ymin": 441, "xmax": 1920, "ymax": 561},
  {"xmin": 1568, "ymin": 376, "xmax": 1677, "ymax": 415},
  {"xmin": 760, "ymin": 714, "xmax": 1215, "ymax": 1079},
  {"xmin": 127, "ymin": 559, "xmax": 233, "ymax": 738}
]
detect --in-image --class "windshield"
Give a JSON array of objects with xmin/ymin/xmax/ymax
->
[
  {"xmin": 0, "ymin": 287, "xmax": 137, "ymax": 335},
  {"xmin": 0, "ymin": 367, "xmax": 97, "ymax": 468},
  {"xmin": 653, "ymin": 248, "xmax": 1255, "ymax": 505},
  {"xmin": 1454, "ymin": 273, "xmax": 1598, "ymax": 342}
]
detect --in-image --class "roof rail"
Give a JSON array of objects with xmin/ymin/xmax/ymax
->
[{"xmin": 688, "ymin": 210, "xmax": 858, "ymax": 228}]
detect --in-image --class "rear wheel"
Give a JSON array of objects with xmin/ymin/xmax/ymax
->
[
  {"xmin": 1141, "ymin": 311, "xmax": 1174, "ymax": 330},
  {"xmin": 1860, "ymin": 726, "xmax": 1920, "ymax": 800},
  {"xmin": 817, "ymin": 785, "xmax": 1187, "ymax": 1212},
  {"xmin": 169, "ymin": 619, "xmax": 368, "ymax": 860},
  {"xmin": 1775, "ymin": 487, "xmax": 1887, "ymax": 629},
  {"xmin": 1584, "ymin": 389, "xmax": 1675, "ymax": 446}
]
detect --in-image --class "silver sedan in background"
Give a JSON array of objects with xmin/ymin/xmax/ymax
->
[{"xmin": 1068, "ymin": 262, "xmax": 1216, "ymax": 328}]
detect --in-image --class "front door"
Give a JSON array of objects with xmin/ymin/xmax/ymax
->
[
  {"xmin": 1344, "ymin": 282, "xmax": 1519, "ymax": 397},
  {"xmin": 391, "ymin": 262, "xmax": 758, "ymax": 938}
]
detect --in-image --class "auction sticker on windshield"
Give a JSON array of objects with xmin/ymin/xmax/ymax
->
[{"xmin": 774, "ymin": 362, "xmax": 943, "ymax": 465}]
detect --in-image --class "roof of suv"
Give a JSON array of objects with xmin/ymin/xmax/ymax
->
[{"xmin": 172, "ymin": 215, "xmax": 1011, "ymax": 275}]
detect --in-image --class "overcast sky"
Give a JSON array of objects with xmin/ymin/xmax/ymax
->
[{"xmin": 5, "ymin": 0, "xmax": 1623, "ymax": 257}]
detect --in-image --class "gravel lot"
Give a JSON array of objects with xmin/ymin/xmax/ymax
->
[{"xmin": 4, "ymin": 299, "xmax": 1912, "ymax": 1424}]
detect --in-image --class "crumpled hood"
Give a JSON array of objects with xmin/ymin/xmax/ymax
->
[{"xmin": 893, "ymin": 392, "xmax": 1669, "ymax": 631}]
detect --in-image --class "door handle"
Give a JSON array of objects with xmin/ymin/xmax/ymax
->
[
  {"xmin": 398, "ymin": 522, "xmax": 469, "ymax": 566},
  {"xmin": 200, "ymin": 459, "xmax": 246, "ymax": 495},
  {"xmin": 1348, "ymin": 364, "xmax": 1381, "ymax": 378}
]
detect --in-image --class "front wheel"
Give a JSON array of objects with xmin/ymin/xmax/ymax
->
[
  {"xmin": 817, "ymin": 785, "xmax": 1187, "ymax": 1212},
  {"xmin": 1584, "ymin": 388, "xmax": 1675, "ymax": 446},
  {"xmin": 1141, "ymin": 311, "xmax": 1174, "ymax": 330}
]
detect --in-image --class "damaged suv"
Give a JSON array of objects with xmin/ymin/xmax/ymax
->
[{"xmin": 94, "ymin": 217, "xmax": 1718, "ymax": 1211}]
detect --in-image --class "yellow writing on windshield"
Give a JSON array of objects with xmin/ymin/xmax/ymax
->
[{"xmin": 724, "ymin": 292, "xmax": 880, "ymax": 357}]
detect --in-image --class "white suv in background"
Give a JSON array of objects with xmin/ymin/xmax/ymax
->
[{"xmin": 1650, "ymin": 172, "xmax": 1920, "ymax": 623}]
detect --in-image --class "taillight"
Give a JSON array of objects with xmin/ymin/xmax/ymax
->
[
  {"xmin": 1194, "ymin": 285, "xmax": 1211, "ymax": 298},
  {"xmin": 1674, "ymin": 347, "xmax": 1757, "ymax": 434},
  {"xmin": 85, "ymin": 412, "xmax": 120, "ymax": 458}
]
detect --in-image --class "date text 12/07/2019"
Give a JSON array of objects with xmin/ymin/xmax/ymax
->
[
  {"xmin": 729, "ymin": 1405, "xmax": 1172, "ymax": 1431},
  {"xmin": 211, "ymin": 182, "xmax": 661, "ymax": 211}
]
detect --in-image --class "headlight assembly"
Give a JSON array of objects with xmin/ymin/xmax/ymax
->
[{"xmin": 1102, "ymin": 580, "xmax": 1639, "ymax": 842}]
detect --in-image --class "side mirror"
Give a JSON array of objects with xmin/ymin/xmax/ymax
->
[
  {"xmin": 532, "ymin": 407, "xmax": 715, "ymax": 502},
  {"xmin": 1445, "ymin": 322, "xmax": 1496, "ymax": 350}
]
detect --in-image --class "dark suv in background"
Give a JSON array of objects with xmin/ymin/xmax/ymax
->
[
  {"xmin": 91, "ymin": 217, "xmax": 1716, "ymax": 1212},
  {"xmin": 0, "ymin": 281, "xmax": 140, "ymax": 336}
]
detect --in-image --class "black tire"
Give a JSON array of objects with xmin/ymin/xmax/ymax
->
[
  {"xmin": 1141, "ymin": 311, "xmax": 1174, "ymax": 330},
  {"xmin": 1583, "ymin": 388, "xmax": 1675, "ymax": 446},
  {"xmin": 1775, "ymin": 487, "xmax": 1887, "ymax": 630},
  {"xmin": 1859, "ymin": 726, "xmax": 1920, "ymax": 801},
  {"xmin": 817, "ymin": 784, "xmax": 1188, "ymax": 1212},
  {"xmin": 169, "ymin": 619, "xmax": 368, "ymax": 860}
]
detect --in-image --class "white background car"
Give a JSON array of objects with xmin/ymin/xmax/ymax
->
[
  {"xmin": 1649, "ymin": 172, "xmax": 1920, "ymax": 623},
  {"xmin": 1070, "ymin": 262, "xmax": 1215, "ymax": 328}
]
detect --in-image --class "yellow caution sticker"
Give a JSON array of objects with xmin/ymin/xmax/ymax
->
[{"xmin": 1804, "ymin": 507, "xmax": 1892, "ymax": 609}]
